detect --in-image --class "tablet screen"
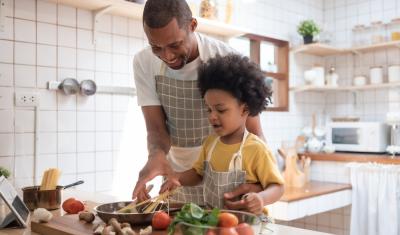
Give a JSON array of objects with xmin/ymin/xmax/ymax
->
[{"xmin": 0, "ymin": 176, "xmax": 29, "ymax": 228}]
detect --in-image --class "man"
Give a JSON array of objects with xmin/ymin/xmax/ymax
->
[{"xmin": 132, "ymin": 0, "xmax": 265, "ymax": 209}]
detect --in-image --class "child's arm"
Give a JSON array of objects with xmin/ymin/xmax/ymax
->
[
  {"xmin": 159, "ymin": 169, "xmax": 203, "ymax": 193},
  {"xmin": 243, "ymin": 183, "xmax": 284, "ymax": 215}
]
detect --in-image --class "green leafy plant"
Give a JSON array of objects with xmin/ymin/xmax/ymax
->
[
  {"xmin": 297, "ymin": 20, "xmax": 320, "ymax": 37},
  {"xmin": 0, "ymin": 167, "xmax": 11, "ymax": 178},
  {"xmin": 168, "ymin": 203, "xmax": 220, "ymax": 235}
]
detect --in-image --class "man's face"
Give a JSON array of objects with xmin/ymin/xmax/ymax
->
[{"xmin": 144, "ymin": 18, "xmax": 195, "ymax": 70}]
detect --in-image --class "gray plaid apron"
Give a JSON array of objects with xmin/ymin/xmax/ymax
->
[
  {"xmin": 155, "ymin": 62, "xmax": 212, "ymax": 205},
  {"xmin": 171, "ymin": 130, "xmax": 249, "ymax": 208}
]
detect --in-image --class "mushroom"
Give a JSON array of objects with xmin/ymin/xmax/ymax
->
[
  {"xmin": 79, "ymin": 211, "xmax": 95, "ymax": 223},
  {"xmin": 32, "ymin": 208, "xmax": 53, "ymax": 223},
  {"xmin": 108, "ymin": 218, "xmax": 123, "ymax": 235},
  {"xmin": 101, "ymin": 225, "xmax": 115, "ymax": 235}
]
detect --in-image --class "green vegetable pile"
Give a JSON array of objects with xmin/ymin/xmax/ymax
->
[{"xmin": 168, "ymin": 203, "xmax": 220, "ymax": 235}]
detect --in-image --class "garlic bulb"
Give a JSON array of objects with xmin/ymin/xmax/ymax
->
[{"xmin": 33, "ymin": 208, "xmax": 53, "ymax": 223}]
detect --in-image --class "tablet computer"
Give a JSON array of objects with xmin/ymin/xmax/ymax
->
[{"xmin": 0, "ymin": 176, "xmax": 29, "ymax": 228}]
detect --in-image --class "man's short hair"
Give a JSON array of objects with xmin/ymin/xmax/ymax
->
[{"xmin": 143, "ymin": 0, "xmax": 192, "ymax": 29}]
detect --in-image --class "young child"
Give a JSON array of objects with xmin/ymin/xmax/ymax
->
[{"xmin": 161, "ymin": 54, "xmax": 284, "ymax": 215}]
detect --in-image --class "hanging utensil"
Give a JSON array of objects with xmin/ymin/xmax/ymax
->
[
  {"xmin": 80, "ymin": 80, "xmax": 97, "ymax": 96},
  {"xmin": 58, "ymin": 78, "xmax": 80, "ymax": 95}
]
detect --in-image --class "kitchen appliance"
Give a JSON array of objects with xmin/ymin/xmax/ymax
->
[
  {"xmin": 22, "ymin": 180, "xmax": 84, "ymax": 210},
  {"xmin": 327, "ymin": 122, "xmax": 389, "ymax": 153}
]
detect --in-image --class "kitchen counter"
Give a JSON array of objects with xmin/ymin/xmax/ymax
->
[
  {"xmin": 1, "ymin": 189, "xmax": 331, "ymax": 235},
  {"xmin": 300, "ymin": 152, "xmax": 400, "ymax": 164}
]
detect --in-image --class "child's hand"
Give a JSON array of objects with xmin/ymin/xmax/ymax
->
[
  {"xmin": 242, "ymin": 192, "xmax": 264, "ymax": 215},
  {"xmin": 159, "ymin": 173, "xmax": 181, "ymax": 194}
]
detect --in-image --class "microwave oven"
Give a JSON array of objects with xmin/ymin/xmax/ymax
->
[{"xmin": 327, "ymin": 122, "xmax": 389, "ymax": 153}]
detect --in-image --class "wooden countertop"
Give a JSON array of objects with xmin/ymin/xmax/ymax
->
[
  {"xmin": 280, "ymin": 180, "xmax": 352, "ymax": 202},
  {"xmin": 300, "ymin": 152, "xmax": 400, "ymax": 165}
]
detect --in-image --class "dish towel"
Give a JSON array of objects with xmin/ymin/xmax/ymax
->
[{"xmin": 347, "ymin": 162, "xmax": 400, "ymax": 235}]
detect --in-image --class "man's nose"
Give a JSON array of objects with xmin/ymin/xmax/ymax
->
[{"xmin": 162, "ymin": 48, "xmax": 175, "ymax": 61}]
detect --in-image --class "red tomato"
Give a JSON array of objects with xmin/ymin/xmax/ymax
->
[
  {"xmin": 218, "ymin": 212, "xmax": 239, "ymax": 228},
  {"xmin": 62, "ymin": 198, "xmax": 84, "ymax": 214},
  {"xmin": 235, "ymin": 223, "xmax": 254, "ymax": 235},
  {"xmin": 219, "ymin": 227, "xmax": 239, "ymax": 235},
  {"xmin": 205, "ymin": 228, "xmax": 218, "ymax": 235},
  {"xmin": 152, "ymin": 211, "xmax": 171, "ymax": 230}
]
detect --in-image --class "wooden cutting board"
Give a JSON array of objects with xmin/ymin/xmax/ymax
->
[{"xmin": 31, "ymin": 213, "xmax": 168, "ymax": 235}]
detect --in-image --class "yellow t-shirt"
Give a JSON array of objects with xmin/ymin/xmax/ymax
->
[{"xmin": 192, "ymin": 133, "xmax": 284, "ymax": 188}]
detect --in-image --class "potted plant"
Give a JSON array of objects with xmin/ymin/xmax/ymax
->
[
  {"xmin": 0, "ymin": 167, "xmax": 11, "ymax": 179},
  {"xmin": 297, "ymin": 20, "xmax": 320, "ymax": 44}
]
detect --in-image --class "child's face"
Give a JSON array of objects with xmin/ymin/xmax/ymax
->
[{"xmin": 204, "ymin": 89, "xmax": 248, "ymax": 138}]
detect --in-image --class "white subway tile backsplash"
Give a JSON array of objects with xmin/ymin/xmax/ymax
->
[
  {"xmin": 96, "ymin": 14, "xmax": 111, "ymax": 33},
  {"xmin": 77, "ymin": 29, "xmax": 94, "ymax": 50},
  {"xmin": 58, "ymin": 5, "xmax": 76, "ymax": 27},
  {"xmin": 37, "ymin": 23, "xmax": 57, "ymax": 45},
  {"xmin": 58, "ymin": 153, "xmax": 76, "ymax": 174},
  {"xmin": 37, "ymin": 44, "xmax": 57, "ymax": 67},
  {"xmin": 15, "ymin": 133, "xmax": 34, "ymax": 155},
  {"xmin": 112, "ymin": 35, "xmax": 129, "ymax": 54},
  {"xmin": 58, "ymin": 47, "xmax": 76, "ymax": 68},
  {"xmin": 58, "ymin": 26, "xmax": 77, "ymax": 47},
  {"xmin": 77, "ymin": 9, "xmax": 93, "ymax": 30},
  {"xmin": 112, "ymin": 54, "xmax": 129, "ymax": 73},
  {"xmin": 95, "ymin": 52, "xmax": 112, "ymax": 72},
  {"xmin": 112, "ymin": 112, "xmax": 125, "ymax": 131},
  {"xmin": 0, "ymin": 17, "xmax": 14, "ymax": 40},
  {"xmin": 38, "ymin": 133, "xmax": 57, "ymax": 154},
  {"xmin": 77, "ymin": 49, "xmax": 95, "ymax": 70},
  {"xmin": 14, "ymin": 65, "xmax": 36, "ymax": 87},
  {"xmin": 129, "ymin": 37, "xmax": 144, "ymax": 56},
  {"xmin": 58, "ymin": 111, "xmax": 76, "ymax": 132},
  {"xmin": 37, "ymin": 66, "xmax": 56, "ymax": 88},
  {"xmin": 77, "ymin": 152, "xmax": 95, "ymax": 173},
  {"xmin": 36, "ymin": 154, "xmax": 57, "ymax": 176},
  {"xmin": 95, "ymin": 171, "xmax": 113, "ymax": 192},
  {"xmin": 0, "ymin": 63, "xmax": 14, "ymax": 86},
  {"xmin": 15, "ymin": 0, "xmax": 35, "ymax": 20},
  {"xmin": 95, "ymin": 152, "xmax": 113, "ymax": 171},
  {"xmin": 38, "ymin": 90, "xmax": 57, "ymax": 110},
  {"xmin": 76, "ymin": 173, "xmax": 95, "ymax": 191},
  {"xmin": 57, "ymin": 93, "xmax": 77, "ymax": 110},
  {"xmin": 77, "ymin": 112, "xmax": 95, "ymax": 131},
  {"xmin": 128, "ymin": 19, "xmax": 144, "ymax": 38},
  {"xmin": 77, "ymin": 96, "xmax": 95, "ymax": 111},
  {"xmin": 0, "ymin": 110, "xmax": 13, "ymax": 132},
  {"xmin": 14, "ymin": 155, "xmax": 33, "ymax": 178},
  {"xmin": 95, "ymin": 94, "xmax": 112, "ymax": 111},
  {"xmin": 37, "ymin": 0, "xmax": 57, "ymax": 24},
  {"xmin": 0, "ymin": 134, "xmax": 14, "ymax": 156},
  {"xmin": 77, "ymin": 132, "xmax": 95, "ymax": 152},
  {"xmin": 95, "ymin": 33, "xmax": 112, "ymax": 52},
  {"xmin": 15, "ymin": 19, "xmax": 36, "ymax": 43},
  {"xmin": 15, "ymin": 110, "xmax": 34, "ymax": 133},
  {"xmin": 112, "ymin": 16, "xmax": 128, "ymax": 36},
  {"xmin": 0, "ymin": 88, "xmax": 13, "ymax": 109},
  {"xmin": 0, "ymin": 40, "xmax": 14, "ymax": 63},
  {"xmin": 15, "ymin": 42, "xmax": 36, "ymax": 65},
  {"xmin": 38, "ymin": 110, "xmax": 57, "ymax": 132},
  {"xmin": 95, "ymin": 132, "xmax": 112, "ymax": 151},
  {"xmin": 95, "ymin": 112, "xmax": 112, "ymax": 131},
  {"xmin": 58, "ymin": 132, "xmax": 76, "ymax": 153},
  {"xmin": 59, "ymin": 174, "xmax": 77, "ymax": 186}
]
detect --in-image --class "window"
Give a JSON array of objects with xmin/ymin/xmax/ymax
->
[{"xmin": 229, "ymin": 34, "xmax": 289, "ymax": 111}]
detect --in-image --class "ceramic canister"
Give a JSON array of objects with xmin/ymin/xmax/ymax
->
[
  {"xmin": 388, "ymin": 65, "xmax": 400, "ymax": 83},
  {"xmin": 354, "ymin": 76, "xmax": 367, "ymax": 86},
  {"xmin": 370, "ymin": 66, "xmax": 383, "ymax": 84}
]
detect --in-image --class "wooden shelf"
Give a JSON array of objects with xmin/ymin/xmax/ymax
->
[
  {"xmin": 291, "ymin": 43, "xmax": 346, "ymax": 56},
  {"xmin": 47, "ymin": 0, "xmax": 247, "ymax": 38},
  {"xmin": 300, "ymin": 152, "xmax": 400, "ymax": 165},
  {"xmin": 292, "ymin": 40, "xmax": 400, "ymax": 56},
  {"xmin": 265, "ymin": 72, "xmax": 286, "ymax": 80},
  {"xmin": 290, "ymin": 81, "xmax": 400, "ymax": 92}
]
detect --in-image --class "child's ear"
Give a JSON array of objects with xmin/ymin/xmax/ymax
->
[{"xmin": 241, "ymin": 104, "xmax": 250, "ymax": 116}]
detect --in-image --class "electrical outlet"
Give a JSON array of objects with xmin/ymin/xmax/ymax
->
[{"xmin": 15, "ymin": 92, "xmax": 39, "ymax": 107}]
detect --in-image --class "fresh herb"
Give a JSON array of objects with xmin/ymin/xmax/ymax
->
[
  {"xmin": 0, "ymin": 167, "xmax": 10, "ymax": 179},
  {"xmin": 167, "ymin": 203, "xmax": 220, "ymax": 235}
]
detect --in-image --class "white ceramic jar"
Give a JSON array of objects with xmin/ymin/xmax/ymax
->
[
  {"xmin": 312, "ymin": 66, "xmax": 325, "ymax": 86},
  {"xmin": 370, "ymin": 66, "xmax": 383, "ymax": 84},
  {"xmin": 388, "ymin": 65, "xmax": 400, "ymax": 83},
  {"xmin": 354, "ymin": 76, "xmax": 367, "ymax": 86}
]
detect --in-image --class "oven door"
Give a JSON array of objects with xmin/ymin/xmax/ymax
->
[{"xmin": 328, "ymin": 127, "xmax": 364, "ymax": 152}]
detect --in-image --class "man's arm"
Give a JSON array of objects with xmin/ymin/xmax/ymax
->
[
  {"xmin": 246, "ymin": 115, "xmax": 265, "ymax": 141},
  {"xmin": 132, "ymin": 106, "xmax": 173, "ymax": 201}
]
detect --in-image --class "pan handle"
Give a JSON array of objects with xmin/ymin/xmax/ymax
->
[{"xmin": 63, "ymin": 180, "xmax": 84, "ymax": 189}]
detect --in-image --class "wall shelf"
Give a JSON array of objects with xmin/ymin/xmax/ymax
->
[
  {"xmin": 290, "ymin": 82, "xmax": 400, "ymax": 92},
  {"xmin": 47, "ymin": 0, "xmax": 248, "ymax": 38},
  {"xmin": 292, "ymin": 40, "xmax": 400, "ymax": 56}
]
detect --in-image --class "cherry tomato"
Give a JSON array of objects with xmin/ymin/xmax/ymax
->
[
  {"xmin": 219, "ymin": 227, "xmax": 239, "ymax": 235},
  {"xmin": 235, "ymin": 223, "xmax": 254, "ymax": 235},
  {"xmin": 152, "ymin": 211, "xmax": 171, "ymax": 230},
  {"xmin": 205, "ymin": 228, "xmax": 218, "ymax": 235},
  {"xmin": 218, "ymin": 212, "xmax": 239, "ymax": 228}
]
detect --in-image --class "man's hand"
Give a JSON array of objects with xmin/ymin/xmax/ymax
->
[
  {"xmin": 242, "ymin": 192, "xmax": 264, "ymax": 215},
  {"xmin": 132, "ymin": 151, "xmax": 172, "ymax": 201},
  {"xmin": 159, "ymin": 172, "xmax": 181, "ymax": 194},
  {"xmin": 223, "ymin": 183, "xmax": 263, "ymax": 210}
]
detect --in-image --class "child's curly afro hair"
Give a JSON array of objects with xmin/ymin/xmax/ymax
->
[{"xmin": 197, "ymin": 53, "xmax": 272, "ymax": 116}]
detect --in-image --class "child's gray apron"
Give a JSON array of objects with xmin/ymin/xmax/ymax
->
[{"xmin": 155, "ymin": 62, "xmax": 212, "ymax": 205}]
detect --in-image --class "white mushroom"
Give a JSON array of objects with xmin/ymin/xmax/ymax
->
[{"xmin": 139, "ymin": 225, "xmax": 152, "ymax": 235}]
